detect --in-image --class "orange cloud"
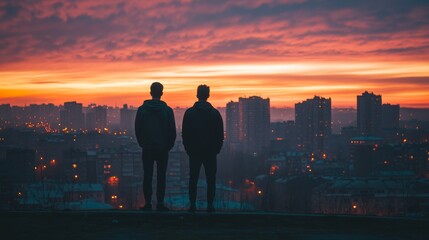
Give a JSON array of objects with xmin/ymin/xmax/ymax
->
[
  {"xmin": 1, "ymin": 61, "xmax": 428, "ymax": 108},
  {"xmin": 1, "ymin": 1, "xmax": 428, "ymax": 108}
]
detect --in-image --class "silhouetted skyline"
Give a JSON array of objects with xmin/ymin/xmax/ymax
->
[
  {"xmin": 1, "ymin": 94, "xmax": 428, "ymax": 215},
  {"xmin": 1, "ymin": 91, "xmax": 429, "ymax": 135}
]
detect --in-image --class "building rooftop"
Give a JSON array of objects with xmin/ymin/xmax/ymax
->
[{"xmin": 1, "ymin": 211, "xmax": 427, "ymax": 240}]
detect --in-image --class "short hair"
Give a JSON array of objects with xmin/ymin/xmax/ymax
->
[
  {"xmin": 197, "ymin": 84, "xmax": 210, "ymax": 100},
  {"xmin": 150, "ymin": 82, "xmax": 163, "ymax": 98}
]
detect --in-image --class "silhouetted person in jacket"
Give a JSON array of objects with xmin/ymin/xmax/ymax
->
[
  {"xmin": 182, "ymin": 85, "xmax": 224, "ymax": 212},
  {"xmin": 135, "ymin": 82, "xmax": 176, "ymax": 211}
]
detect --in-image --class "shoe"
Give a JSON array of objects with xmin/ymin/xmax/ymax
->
[
  {"xmin": 140, "ymin": 204, "xmax": 152, "ymax": 211},
  {"xmin": 188, "ymin": 204, "xmax": 196, "ymax": 213},
  {"xmin": 207, "ymin": 204, "xmax": 215, "ymax": 213},
  {"xmin": 157, "ymin": 204, "xmax": 170, "ymax": 212}
]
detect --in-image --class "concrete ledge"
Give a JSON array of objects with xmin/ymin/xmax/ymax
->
[{"xmin": 1, "ymin": 211, "xmax": 428, "ymax": 240}]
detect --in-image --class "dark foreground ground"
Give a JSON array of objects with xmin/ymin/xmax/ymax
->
[{"xmin": 0, "ymin": 211, "xmax": 428, "ymax": 240}]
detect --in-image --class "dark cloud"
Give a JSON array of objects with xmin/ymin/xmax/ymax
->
[
  {"xmin": 378, "ymin": 77, "xmax": 429, "ymax": 85},
  {"xmin": 202, "ymin": 38, "xmax": 278, "ymax": 54},
  {"xmin": 0, "ymin": 0, "xmax": 428, "ymax": 62},
  {"xmin": 1, "ymin": 3, "xmax": 20, "ymax": 20},
  {"xmin": 369, "ymin": 45, "xmax": 429, "ymax": 55}
]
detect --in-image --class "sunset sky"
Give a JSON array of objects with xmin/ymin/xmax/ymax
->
[{"xmin": 1, "ymin": 0, "xmax": 429, "ymax": 108}]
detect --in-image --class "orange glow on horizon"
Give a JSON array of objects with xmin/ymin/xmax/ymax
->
[{"xmin": 1, "ymin": 61, "xmax": 428, "ymax": 108}]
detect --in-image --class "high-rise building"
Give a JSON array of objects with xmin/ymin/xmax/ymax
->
[
  {"xmin": 120, "ymin": 104, "xmax": 137, "ymax": 133},
  {"xmin": 0, "ymin": 104, "xmax": 12, "ymax": 127},
  {"xmin": 381, "ymin": 104, "xmax": 400, "ymax": 129},
  {"xmin": 226, "ymin": 96, "xmax": 270, "ymax": 155},
  {"xmin": 60, "ymin": 101, "xmax": 84, "ymax": 131},
  {"xmin": 86, "ymin": 105, "xmax": 107, "ymax": 130},
  {"xmin": 295, "ymin": 96, "xmax": 331, "ymax": 154},
  {"xmin": 107, "ymin": 106, "xmax": 120, "ymax": 130},
  {"xmin": 226, "ymin": 101, "xmax": 240, "ymax": 144},
  {"xmin": 94, "ymin": 106, "xmax": 107, "ymax": 130},
  {"xmin": 357, "ymin": 91, "xmax": 382, "ymax": 136}
]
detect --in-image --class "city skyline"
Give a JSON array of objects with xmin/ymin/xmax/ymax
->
[
  {"xmin": 4, "ymin": 91, "xmax": 426, "ymax": 137},
  {"xmin": 1, "ymin": 0, "xmax": 429, "ymax": 108},
  {"xmin": 0, "ymin": 90, "xmax": 424, "ymax": 110}
]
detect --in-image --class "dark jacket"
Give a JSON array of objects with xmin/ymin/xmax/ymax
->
[
  {"xmin": 135, "ymin": 99, "xmax": 176, "ymax": 151},
  {"xmin": 182, "ymin": 101, "xmax": 224, "ymax": 156}
]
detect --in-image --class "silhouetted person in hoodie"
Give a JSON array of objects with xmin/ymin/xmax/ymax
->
[
  {"xmin": 182, "ymin": 85, "xmax": 224, "ymax": 212},
  {"xmin": 135, "ymin": 82, "xmax": 176, "ymax": 211}
]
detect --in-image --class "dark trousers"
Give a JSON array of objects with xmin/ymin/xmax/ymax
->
[
  {"xmin": 189, "ymin": 154, "xmax": 217, "ymax": 205},
  {"xmin": 142, "ymin": 149, "xmax": 168, "ymax": 205}
]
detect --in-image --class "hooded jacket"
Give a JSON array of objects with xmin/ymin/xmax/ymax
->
[
  {"xmin": 135, "ymin": 99, "xmax": 176, "ymax": 151},
  {"xmin": 182, "ymin": 101, "xmax": 224, "ymax": 156}
]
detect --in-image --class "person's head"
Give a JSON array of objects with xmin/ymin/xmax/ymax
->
[
  {"xmin": 150, "ymin": 82, "xmax": 163, "ymax": 99},
  {"xmin": 197, "ymin": 84, "xmax": 210, "ymax": 101}
]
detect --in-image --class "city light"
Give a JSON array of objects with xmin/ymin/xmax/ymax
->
[
  {"xmin": 245, "ymin": 179, "xmax": 255, "ymax": 186},
  {"xmin": 269, "ymin": 165, "xmax": 279, "ymax": 175},
  {"xmin": 108, "ymin": 176, "xmax": 119, "ymax": 186}
]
